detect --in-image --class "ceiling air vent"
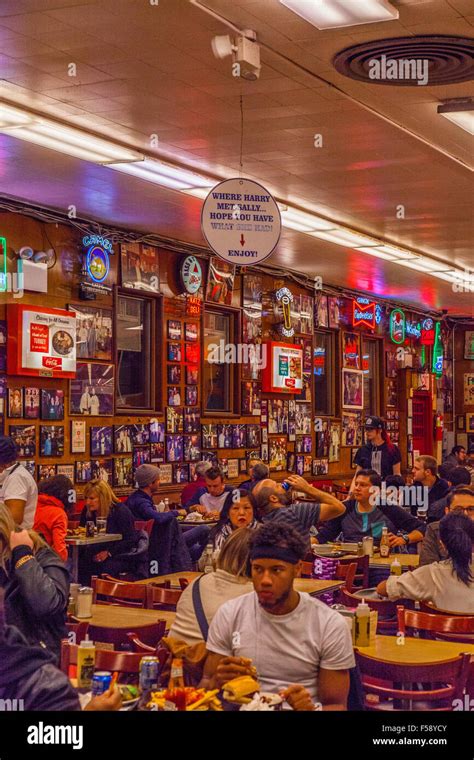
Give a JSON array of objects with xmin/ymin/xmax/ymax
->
[{"xmin": 333, "ymin": 35, "xmax": 474, "ymax": 85}]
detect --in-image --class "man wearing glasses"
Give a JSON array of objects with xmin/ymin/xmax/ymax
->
[{"xmin": 420, "ymin": 486, "xmax": 474, "ymax": 566}]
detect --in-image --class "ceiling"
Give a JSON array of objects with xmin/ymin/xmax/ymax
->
[{"xmin": 0, "ymin": 0, "xmax": 473, "ymax": 315}]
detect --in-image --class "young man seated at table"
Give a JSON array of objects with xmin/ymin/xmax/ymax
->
[
  {"xmin": 200, "ymin": 522, "xmax": 355, "ymax": 710},
  {"xmin": 180, "ymin": 461, "xmax": 212, "ymax": 507},
  {"xmin": 184, "ymin": 466, "xmax": 232, "ymax": 515},
  {"xmin": 426, "ymin": 466, "xmax": 472, "ymax": 524},
  {"xmin": 420, "ymin": 486, "xmax": 474, "ymax": 566},
  {"xmin": 411, "ymin": 455, "xmax": 450, "ymax": 516},
  {"xmin": 249, "ymin": 474, "xmax": 345, "ymax": 551}
]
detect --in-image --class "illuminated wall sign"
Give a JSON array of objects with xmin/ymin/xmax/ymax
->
[
  {"xmin": 80, "ymin": 235, "xmax": 112, "ymax": 299},
  {"xmin": 390, "ymin": 308, "xmax": 406, "ymax": 344},
  {"xmin": 432, "ymin": 322, "xmax": 443, "ymax": 377},
  {"xmin": 406, "ymin": 320, "xmax": 421, "ymax": 339},
  {"xmin": 275, "ymin": 287, "xmax": 294, "ymax": 338},
  {"xmin": 7, "ymin": 304, "xmax": 77, "ymax": 378},
  {"xmin": 181, "ymin": 255, "xmax": 203, "ymax": 294},
  {"xmin": 352, "ymin": 297, "xmax": 376, "ymax": 330},
  {"xmin": 421, "ymin": 317, "xmax": 435, "ymax": 346},
  {"xmin": 375, "ymin": 304, "xmax": 383, "ymax": 325},
  {"xmin": 262, "ymin": 342, "xmax": 303, "ymax": 393},
  {"xmin": 0, "ymin": 237, "xmax": 6, "ymax": 292},
  {"xmin": 186, "ymin": 295, "xmax": 202, "ymax": 317}
]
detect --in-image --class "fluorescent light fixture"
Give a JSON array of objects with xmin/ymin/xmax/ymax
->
[
  {"xmin": 281, "ymin": 208, "xmax": 335, "ymax": 231},
  {"xmin": 279, "ymin": 0, "xmax": 398, "ymax": 29},
  {"xmin": 398, "ymin": 257, "xmax": 453, "ymax": 273},
  {"xmin": 361, "ymin": 244, "xmax": 419, "ymax": 260},
  {"xmin": 182, "ymin": 187, "xmax": 214, "ymax": 199},
  {"xmin": 438, "ymin": 100, "xmax": 474, "ymax": 135},
  {"xmin": 110, "ymin": 159, "xmax": 214, "ymax": 190},
  {"xmin": 355, "ymin": 246, "xmax": 401, "ymax": 261},
  {"xmin": 310, "ymin": 228, "xmax": 377, "ymax": 247},
  {"xmin": 0, "ymin": 102, "xmax": 144, "ymax": 164}
]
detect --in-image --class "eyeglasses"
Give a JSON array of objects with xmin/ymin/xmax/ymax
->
[{"xmin": 450, "ymin": 505, "xmax": 474, "ymax": 515}]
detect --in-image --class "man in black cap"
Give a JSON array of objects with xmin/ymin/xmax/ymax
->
[
  {"xmin": 0, "ymin": 435, "xmax": 38, "ymax": 529},
  {"xmin": 353, "ymin": 416, "xmax": 402, "ymax": 482}
]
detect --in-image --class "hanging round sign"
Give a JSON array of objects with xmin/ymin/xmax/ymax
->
[
  {"xmin": 201, "ymin": 178, "xmax": 281, "ymax": 265},
  {"xmin": 180, "ymin": 255, "xmax": 203, "ymax": 294}
]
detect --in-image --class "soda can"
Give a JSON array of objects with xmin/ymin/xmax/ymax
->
[
  {"xmin": 91, "ymin": 671, "xmax": 112, "ymax": 696},
  {"xmin": 281, "ymin": 481, "xmax": 292, "ymax": 492},
  {"xmin": 139, "ymin": 656, "xmax": 159, "ymax": 692},
  {"xmin": 362, "ymin": 536, "xmax": 374, "ymax": 557}
]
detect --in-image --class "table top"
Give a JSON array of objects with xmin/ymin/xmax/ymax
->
[
  {"xmin": 356, "ymin": 635, "xmax": 474, "ymax": 664},
  {"xmin": 314, "ymin": 550, "xmax": 419, "ymax": 569},
  {"xmin": 85, "ymin": 604, "xmax": 176, "ymax": 629},
  {"xmin": 137, "ymin": 572, "xmax": 342, "ymax": 597},
  {"xmin": 65, "ymin": 533, "xmax": 122, "ymax": 546}
]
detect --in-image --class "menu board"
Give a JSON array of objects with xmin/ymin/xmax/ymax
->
[
  {"xmin": 262, "ymin": 342, "xmax": 303, "ymax": 393},
  {"xmin": 7, "ymin": 304, "xmax": 77, "ymax": 378}
]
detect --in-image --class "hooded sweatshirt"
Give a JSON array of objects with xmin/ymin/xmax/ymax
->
[{"xmin": 33, "ymin": 494, "xmax": 68, "ymax": 561}]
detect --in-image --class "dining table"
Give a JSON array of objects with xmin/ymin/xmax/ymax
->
[
  {"xmin": 85, "ymin": 603, "xmax": 176, "ymax": 630},
  {"xmin": 356, "ymin": 634, "xmax": 474, "ymax": 663},
  {"xmin": 65, "ymin": 533, "xmax": 122, "ymax": 582},
  {"xmin": 313, "ymin": 548, "xmax": 419, "ymax": 570}
]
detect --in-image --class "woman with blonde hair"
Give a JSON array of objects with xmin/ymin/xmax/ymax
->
[
  {"xmin": 169, "ymin": 527, "xmax": 253, "ymax": 645},
  {"xmin": 79, "ymin": 480, "xmax": 141, "ymax": 580},
  {"xmin": 0, "ymin": 505, "xmax": 69, "ymax": 661}
]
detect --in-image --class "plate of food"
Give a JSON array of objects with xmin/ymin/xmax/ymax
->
[
  {"xmin": 52, "ymin": 329, "xmax": 74, "ymax": 356},
  {"xmin": 119, "ymin": 684, "xmax": 140, "ymax": 709},
  {"xmin": 146, "ymin": 687, "xmax": 222, "ymax": 711},
  {"xmin": 67, "ymin": 526, "xmax": 86, "ymax": 537}
]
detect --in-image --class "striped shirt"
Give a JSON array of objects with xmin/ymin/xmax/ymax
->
[{"xmin": 262, "ymin": 502, "xmax": 321, "ymax": 547}]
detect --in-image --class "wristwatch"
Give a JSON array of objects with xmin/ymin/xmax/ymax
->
[{"xmin": 401, "ymin": 532, "xmax": 410, "ymax": 545}]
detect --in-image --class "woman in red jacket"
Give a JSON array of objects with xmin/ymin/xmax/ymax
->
[{"xmin": 33, "ymin": 475, "xmax": 74, "ymax": 562}]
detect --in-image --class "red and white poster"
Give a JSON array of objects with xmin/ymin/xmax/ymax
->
[
  {"xmin": 262, "ymin": 342, "xmax": 303, "ymax": 393},
  {"xmin": 7, "ymin": 304, "xmax": 77, "ymax": 378}
]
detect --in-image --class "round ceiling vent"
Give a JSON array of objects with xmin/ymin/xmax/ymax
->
[{"xmin": 333, "ymin": 35, "xmax": 474, "ymax": 86}]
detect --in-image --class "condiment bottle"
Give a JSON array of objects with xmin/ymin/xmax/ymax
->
[
  {"xmin": 77, "ymin": 638, "xmax": 96, "ymax": 689},
  {"xmin": 76, "ymin": 587, "xmax": 93, "ymax": 618},
  {"xmin": 355, "ymin": 601, "xmax": 370, "ymax": 647},
  {"xmin": 379, "ymin": 527, "xmax": 390, "ymax": 558},
  {"xmin": 390, "ymin": 557, "xmax": 402, "ymax": 576}
]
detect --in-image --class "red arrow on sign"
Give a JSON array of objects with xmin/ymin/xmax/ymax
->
[{"xmin": 240, "ymin": 234, "xmax": 245, "ymax": 246}]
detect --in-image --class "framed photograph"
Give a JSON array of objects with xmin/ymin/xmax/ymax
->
[
  {"xmin": 328, "ymin": 297, "xmax": 341, "ymax": 329},
  {"xmin": 350, "ymin": 448, "xmax": 360, "ymax": 469},
  {"xmin": 464, "ymin": 331, "xmax": 474, "ymax": 361},
  {"xmin": 305, "ymin": 454, "xmax": 314, "ymax": 472},
  {"xmin": 40, "ymin": 425, "xmax": 64, "ymax": 457},
  {"xmin": 90, "ymin": 426, "xmax": 113, "ymax": 457},
  {"xmin": 113, "ymin": 456, "xmax": 134, "ymax": 488},
  {"xmin": 232, "ymin": 424, "xmax": 247, "ymax": 448},
  {"xmin": 202, "ymin": 424, "xmax": 218, "ymax": 449},
  {"xmin": 8, "ymin": 388, "xmax": 23, "ymax": 418},
  {"xmin": 114, "ymin": 424, "xmax": 133, "ymax": 453},
  {"xmin": 295, "ymin": 403, "xmax": 312, "ymax": 435},
  {"xmin": 38, "ymin": 464, "xmax": 57, "ymax": 481},
  {"xmin": 342, "ymin": 368, "xmax": 364, "ymax": 410},
  {"xmin": 150, "ymin": 419, "xmax": 165, "ymax": 443},
  {"xmin": 70, "ymin": 362, "xmax": 115, "ymax": 416},
  {"xmin": 9, "ymin": 424, "xmax": 36, "ymax": 457},
  {"xmin": 295, "ymin": 436, "xmax": 304, "ymax": 454},
  {"xmin": 341, "ymin": 412, "xmax": 362, "ymax": 447},
  {"xmin": 57, "ymin": 464, "xmax": 75, "ymax": 480},
  {"xmin": 269, "ymin": 437, "xmax": 286, "ymax": 471},
  {"xmin": 151, "ymin": 442, "xmax": 165, "ymax": 463},
  {"xmin": 312, "ymin": 459, "xmax": 329, "ymax": 476},
  {"xmin": 295, "ymin": 372, "xmax": 312, "ymax": 402},
  {"xmin": 0, "ymin": 320, "xmax": 6, "ymax": 372},
  {"xmin": 457, "ymin": 415, "xmax": 466, "ymax": 432},
  {"xmin": 167, "ymin": 364, "xmax": 181, "ymax": 384},
  {"xmin": 260, "ymin": 399, "xmax": 268, "ymax": 424},
  {"xmin": 184, "ymin": 435, "xmax": 201, "ymax": 462},
  {"xmin": 121, "ymin": 243, "xmax": 159, "ymax": 292},
  {"xmin": 166, "ymin": 407, "xmax": 183, "ymax": 434},
  {"xmin": 299, "ymin": 295, "xmax": 314, "ymax": 335},
  {"xmin": 185, "ymin": 323, "xmax": 198, "ymax": 342},
  {"xmin": 166, "ymin": 434, "xmax": 183, "ymax": 462},
  {"xmin": 239, "ymin": 458, "xmax": 248, "ymax": 473},
  {"xmin": 69, "ymin": 304, "xmax": 113, "ymax": 361},
  {"xmin": 217, "ymin": 424, "xmax": 233, "ymax": 448},
  {"xmin": 186, "ymin": 367, "xmax": 198, "ymax": 385},
  {"xmin": 386, "ymin": 348, "xmax": 398, "ymax": 378},
  {"xmin": 386, "ymin": 378, "xmax": 398, "ymax": 408},
  {"xmin": 174, "ymin": 463, "xmax": 189, "ymax": 484},
  {"xmin": 261, "ymin": 427, "xmax": 268, "ymax": 444},
  {"xmin": 314, "ymin": 293, "xmax": 328, "ymax": 328},
  {"xmin": 130, "ymin": 424, "xmax": 150, "ymax": 446},
  {"xmin": 167, "ymin": 320, "xmax": 182, "ymax": 341},
  {"xmin": 132, "ymin": 446, "xmax": 151, "ymax": 469},
  {"xmin": 91, "ymin": 459, "xmax": 113, "ymax": 483},
  {"xmin": 167, "ymin": 387, "xmax": 182, "ymax": 407},
  {"xmin": 202, "ymin": 452, "xmax": 218, "ymax": 465},
  {"xmin": 247, "ymin": 424, "xmax": 261, "ymax": 447},
  {"xmin": 40, "ymin": 389, "xmax": 64, "ymax": 420},
  {"xmin": 24, "ymin": 388, "xmax": 40, "ymax": 419},
  {"xmin": 185, "ymin": 343, "xmax": 199, "ymax": 365},
  {"xmin": 329, "ymin": 423, "xmax": 341, "ymax": 463},
  {"xmin": 464, "ymin": 373, "xmax": 474, "ymax": 406},
  {"xmin": 316, "ymin": 419, "xmax": 330, "ymax": 458},
  {"xmin": 467, "ymin": 413, "xmax": 474, "ymax": 433},
  {"xmin": 241, "ymin": 381, "xmax": 261, "ymax": 416},
  {"xmin": 23, "ymin": 460, "xmax": 36, "ymax": 478},
  {"xmin": 295, "ymin": 455, "xmax": 304, "ymax": 475},
  {"xmin": 71, "ymin": 420, "xmax": 86, "ymax": 454},
  {"xmin": 342, "ymin": 332, "xmax": 361, "ymax": 369},
  {"xmin": 260, "ymin": 443, "xmax": 269, "ymax": 462},
  {"xmin": 158, "ymin": 463, "xmax": 173, "ymax": 485},
  {"xmin": 184, "ymin": 407, "xmax": 200, "ymax": 434},
  {"xmin": 185, "ymin": 386, "xmax": 198, "ymax": 406},
  {"xmin": 168, "ymin": 342, "xmax": 182, "ymax": 362},
  {"xmin": 268, "ymin": 399, "xmax": 289, "ymax": 435},
  {"xmin": 243, "ymin": 274, "xmax": 263, "ymax": 307},
  {"xmin": 75, "ymin": 461, "xmax": 92, "ymax": 483},
  {"xmin": 287, "ymin": 452, "xmax": 296, "ymax": 473},
  {"xmin": 227, "ymin": 459, "xmax": 239, "ymax": 479},
  {"xmin": 205, "ymin": 256, "xmax": 235, "ymax": 305}
]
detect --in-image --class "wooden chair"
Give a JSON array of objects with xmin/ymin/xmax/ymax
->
[
  {"xmin": 134, "ymin": 520, "xmax": 154, "ymax": 538},
  {"xmin": 299, "ymin": 561, "xmax": 314, "ymax": 578},
  {"xmin": 126, "ymin": 622, "xmax": 169, "ymax": 652},
  {"xmin": 419, "ymin": 601, "xmax": 474, "ymax": 617},
  {"xmin": 91, "ymin": 576, "xmax": 148, "ymax": 608},
  {"xmin": 178, "ymin": 578, "xmax": 190, "ymax": 590},
  {"xmin": 334, "ymin": 562, "xmax": 357, "ymax": 594},
  {"xmin": 356, "ymin": 650, "xmax": 471, "ymax": 711},
  {"xmin": 397, "ymin": 606, "xmax": 474, "ymax": 644},
  {"xmin": 66, "ymin": 619, "xmax": 89, "ymax": 644},
  {"xmin": 88, "ymin": 621, "xmax": 167, "ymax": 650},
  {"xmin": 338, "ymin": 554, "xmax": 369, "ymax": 589},
  {"xmin": 101, "ymin": 574, "xmax": 170, "ymax": 589},
  {"xmin": 60, "ymin": 640, "xmax": 144, "ymax": 680},
  {"xmin": 146, "ymin": 585, "xmax": 182, "ymax": 611},
  {"xmin": 338, "ymin": 588, "xmax": 414, "ymax": 634}
]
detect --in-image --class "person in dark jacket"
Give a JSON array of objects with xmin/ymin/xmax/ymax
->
[
  {"xmin": 0, "ymin": 590, "xmax": 121, "ymax": 712},
  {"xmin": 0, "ymin": 505, "xmax": 69, "ymax": 663},
  {"xmin": 427, "ymin": 467, "xmax": 472, "ymax": 524},
  {"xmin": 420, "ymin": 486, "xmax": 474, "ymax": 566},
  {"xmin": 80, "ymin": 480, "xmax": 141, "ymax": 579},
  {"xmin": 411, "ymin": 456, "xmax": 450, "ymax": 516},
  {"xmin": 180, "ymin": 461, "xmax": 211, "ymax": 506}
]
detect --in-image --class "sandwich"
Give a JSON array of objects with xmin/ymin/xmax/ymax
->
[{"xmin": 222, "ymin": 676, "xmax": 260, "ymax": 704}]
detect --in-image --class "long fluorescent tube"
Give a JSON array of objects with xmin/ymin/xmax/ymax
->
[
  {"xmin": 109, "ymin": 159, "xmax": 214, "ymax": 189},
  {"xmin": 438, "ymin": 100, "xmax": 474, "ymax": 135},
  {"xmin": 281, "ymin": 208, "xmax": 335, "ymax": 231},
  {"xmin": 358, "ymin": 244, "xmax": 419, "ymax": 260},
  {"xmin": 310, "ymin": 228, "xmax": 377, "ymax": 247},
  {"xmin": 279, "ymin": 0, "xmax": 399, "ymax": 29}
]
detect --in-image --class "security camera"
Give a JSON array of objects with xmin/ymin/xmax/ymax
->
[{"xmin": 211, "ymin": 30, "xmax": 261, "ymax": 80}]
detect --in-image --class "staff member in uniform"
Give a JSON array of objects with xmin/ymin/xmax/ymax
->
[
  {"xmin": 352, "ymin": 417, "xmax": 401, "ymax": 483},
  {"xmin": 0, "ymin": 436, "xmax": 38, "ymax": 530}
]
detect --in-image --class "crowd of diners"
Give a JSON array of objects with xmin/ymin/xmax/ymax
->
[{"xmin": 0, "ymin": 416, "xmax": 473, "ymax": 711}]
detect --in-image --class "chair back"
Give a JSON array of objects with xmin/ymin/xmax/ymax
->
[
  {"xmin": 338, "ymin": 588, "xmax": 414, "ymax": 634},
  {"xmin": 356, "ymin": 651, "xmax": 471, "ymax": 710},
  {"xmin": 335, "ymin": 562, "xmax": 357, "ymax": 593},
  {"xmin": 419, "ymin": 601, "xmax": 474, "ymax": 617},
  {"xmin": 134, "ymin": 520, "xmax": 154, "ymax": 538},
  {"xmin": 299, "ymin": 561, "xmax": 314, "ymax": 578},
  {"xmin": 91, "ymin": 576, "xmax": 147, "ymax": 608},
  {"xmin": 338, "ymin": 555, "xmax": 369, "ymax": 588},
  {"xmin": 178, "ymin": 578, "xmax": 190, "ymax": 590},
  {"xmin": 126, "ymin": 621, "xmax": 168, "ymax": 652},
  {"xmin": 87, "ymin": 620, "xmax": 167, "ymax": 649},
  {"xmin": 60, "ymin": 640, "xmax": 143, "ymax": 679},
  {"xmin": 146, "ymin": 585, "xmax": 182, "ymax": 610},
  {"xmin": 397, "ymin": 606, "xmax": 474, "ymax": 643},
  {"xmin": 66, "ymin": 620, "xmax": 89, "ymax": 644}
]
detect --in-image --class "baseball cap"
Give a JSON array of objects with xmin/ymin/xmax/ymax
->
[{"xmin": 365, "ymin": 416, "xmax": 385, "ymax": 430}]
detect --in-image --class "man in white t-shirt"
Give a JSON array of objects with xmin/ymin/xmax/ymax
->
[
  {"xmin": 0, "ymin": 436, "xmax": 38, "ymax": 529},
  {"xmin": 201, "ymin": 521, "xmax": 355, "ymax": 710}
]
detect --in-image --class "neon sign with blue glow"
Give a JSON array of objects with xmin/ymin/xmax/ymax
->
[
  {"xmin": 0, "ymin": 237, "xmax": 7, "ymax": 292},
  {"xmin": 82, "ymin": 235, "xmax": 111, "ymax": 284}
]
